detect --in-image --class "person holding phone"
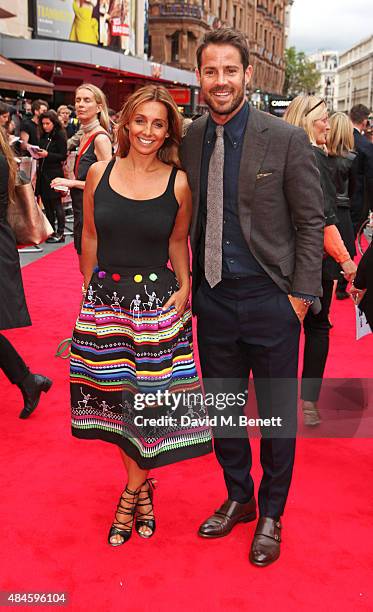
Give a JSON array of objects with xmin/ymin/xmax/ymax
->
[{"xmin": 35, "ymin": 110, "xmax": 67, "ymax": 243}]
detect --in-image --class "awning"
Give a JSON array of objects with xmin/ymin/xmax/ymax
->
[{"xmin": 0, "ymin": 54, "xmax": 54, "ymax": 95}]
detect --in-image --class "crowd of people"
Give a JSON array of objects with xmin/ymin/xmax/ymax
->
[{"xmin": 1, "ymin": 27, "xmax": 372, "ymax": 567}]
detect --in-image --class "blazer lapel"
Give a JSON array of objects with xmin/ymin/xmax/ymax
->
[
  {"xmin": 187, "ymin": 115, "xmax": 208, "ymax": 249},
  {"xmin": 238, "ymin": 107, "xmax": 270, "ymax": 215}
]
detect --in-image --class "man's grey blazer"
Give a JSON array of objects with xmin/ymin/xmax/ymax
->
[{"xmin": 180, "ymin": 106, "xmax": 325, "ymax": 300}]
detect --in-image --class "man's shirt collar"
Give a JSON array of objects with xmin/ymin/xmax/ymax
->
[{"xmin": 206, "ymin": 101, "xmax": 249, "ymax": 147}]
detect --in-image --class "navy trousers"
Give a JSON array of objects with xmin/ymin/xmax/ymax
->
[{"xmin": 195, "ymin": 278, "xmax": 300, "ymax": 519}]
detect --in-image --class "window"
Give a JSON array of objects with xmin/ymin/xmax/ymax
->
[{"xmin": 171, "ymin": 31, "xmax": 179, "ymax": 62}]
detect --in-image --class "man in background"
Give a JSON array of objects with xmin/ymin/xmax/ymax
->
[
  {"xmin": 20, "ymin": 99, "xmax": 49, "ymax": 149},
  {"xmin": 349, "ymin": 104, "xmax": 373, "ymax": 236}
]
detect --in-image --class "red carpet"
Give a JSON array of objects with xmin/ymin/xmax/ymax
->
[{"xmin": 1, "ymin": 244, "xmax": 372, "ymax": 611}]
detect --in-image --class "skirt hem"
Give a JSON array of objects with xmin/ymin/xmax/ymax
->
[{"xmin": 72, "ymin": 427, "xmax": 212, "ymax": 469}]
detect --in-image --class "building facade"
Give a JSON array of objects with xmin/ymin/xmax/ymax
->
[
  {"xmin": 284, "ymin": 0, "xmax": 293, "ymax": 49},
  {"xmin": 307, "ymin": 50, "xmax": 339, "ymax": 112},
  {"xmin": 0, "ymin": 0, "xmax": 30, "ymax": 39},
  {"xmin": 0, "ymin": 0, "xmax": 200, "ymax": 113},
  {"xmin": 149, "ymin": 0, "xmax": 293, "ymax": 95},
  {"xmin": 336, "ymin": 36, "xmax": 373, "ymax": 112}
]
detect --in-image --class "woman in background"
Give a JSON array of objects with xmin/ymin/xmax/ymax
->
[
  {"xmin": 36, "ymin": 110, "xmax": 67, "ymax": 243},
  {"xmin": 51, "ymin": 84, "xmax": 112, "ymax": 255},
  {"xmin": 327, "ymin": 112, "xmax": 357, "ymax": 299},
  {"xmin": 284, "ymin": 95, "xmax": 356, "ymax": 426},
  {"xmin": 0, "ymin": 128, "xmax": 52, "ymax": 418}
]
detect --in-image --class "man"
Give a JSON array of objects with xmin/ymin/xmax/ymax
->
[
  {"xmin": 57, "ymin": 105, "xmax": 79, "ymax": 139},
  {"xmin": 180, "ymin": 28, "xmax": 324, "ymax": 567},
  {"xmin": 349, "ymin": 104, "xmax": 373, "ymax": 236},
  {"xmin": 20, "ymin": 99, "xmax": 49, "ymax": 149}
]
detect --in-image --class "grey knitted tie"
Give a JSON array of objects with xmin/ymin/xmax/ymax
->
[{"xmin": 205, "ymin": 125, "xmax": 224, "ymax": 288}]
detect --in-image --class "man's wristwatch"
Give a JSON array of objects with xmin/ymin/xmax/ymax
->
[
  {"xmin": 291, "ymin": 292, "xmax": 315, "ymax": 307},
  {"xmin": 297, "ymin": 297, "xmax": 314, "ymax": 307}
]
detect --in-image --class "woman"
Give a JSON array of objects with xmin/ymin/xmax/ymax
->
[
  {"xmin": 51, "ymin": 84, "xmax": 112, "ymax": 254},
  {"xmin": 35, "ymin": 110, "xmax": 67, "ymax": 243},
  {"xmin": 70, "ymin": 85, "xmax": 212, "ymax": 546},
  {"xmin": 327, "ymin": 112, "xmax": 357, "ymax": 299},
  {"xmin": 284, "ymin": 96, "xmax": 357, "ymax": 426},
  {"xmin": 69, "ymin": 0, "xmax": 99, "ymax": 45},
  {"xmin": 0, "ymin": 128, "xmax": 52, "ymax": 418}
]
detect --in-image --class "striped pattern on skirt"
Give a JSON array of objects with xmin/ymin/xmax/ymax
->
[{"xmin": 70, "ymin": 267, "xmax": 212, "ymax": 468}]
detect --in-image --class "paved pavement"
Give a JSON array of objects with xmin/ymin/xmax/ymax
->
[{"xmin": 19, "ymin": 215, "xmax": 74, "ymax": 268}]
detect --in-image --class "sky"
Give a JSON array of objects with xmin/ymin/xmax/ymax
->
[{"xmin": 288, "ymin": 0, "xmax": 373, "ymax": 54}]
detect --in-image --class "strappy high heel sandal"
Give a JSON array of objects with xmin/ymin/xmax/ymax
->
[
  {"xmin": 135, "ymin": 478, "xmax": 157, "ymax": 539},
  {"xmin": 108, "ymin": 485, "xmax": 140, "ymax": 547}
]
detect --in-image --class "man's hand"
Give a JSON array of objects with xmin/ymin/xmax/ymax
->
[{"xmin": 288, "ymin": 295, "xmax": 309, "ymax": 323}]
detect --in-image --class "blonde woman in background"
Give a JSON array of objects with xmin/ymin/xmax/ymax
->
[
  {"xmin": 284, "ymin": 96, "xmax": 357, "ymax": 426},
  {"xmin": 51, "ymin": 84, "xmax": 112, "ymax": 255},
  {"xmin": 327, "ymin": 112, "xmax": 358, "ymax": 300}
]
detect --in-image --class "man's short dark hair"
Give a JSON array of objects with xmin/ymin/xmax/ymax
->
[
  {"xmin": 31, "ymin": 99, "xmax": 49, "ymax": 114},
  {"xmin": 196, "ymin": 28, "xmax": 250, "ymax": 71},
  {"xmin": 350, "ymin": 104, "xmax": 370, "ymax": 125}
]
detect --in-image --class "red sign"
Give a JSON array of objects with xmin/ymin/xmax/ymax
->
[
  {"xmin": 169, "ymin": 88, "xmax": 191, "ymax": 105},
  {"xmin": 111, "ymin": 18, "xmax": 129, "ymax": 37}
]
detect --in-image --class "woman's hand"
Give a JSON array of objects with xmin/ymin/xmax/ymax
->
[
  {"xmin": 350, "ymin": 284, "xmax": 366, "ymax": 305},
  {"xmin": 340, "ymin": 258, "xmax": 357, "ymax": 283},
  {"xmin": 162, "ymin": 286, "xmax": 190, "ymax": 316},
  {"xmin": 50, "ymin": 177, "xmax": 75, "ymax": 189},
  {"xmin": 37, "ymin": 149, "xmax": 48, "ymax": 158}
]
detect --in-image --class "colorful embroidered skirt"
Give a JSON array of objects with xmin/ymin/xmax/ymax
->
[{"xmin": 70, "ymin": 266, "xmax": 212, "ymax": 468}]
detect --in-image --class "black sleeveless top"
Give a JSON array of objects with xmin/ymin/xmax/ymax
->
[
  {"xmin": 71, "ymin": 134, "xmax": 110, "ymax": 211},
  {"xmin": 76, "ymin": 138, "xmax": 100, "ymax": 182},
  {"xmin": 94, "ymin": 159, "xmax": 179, "ymax": 271}
]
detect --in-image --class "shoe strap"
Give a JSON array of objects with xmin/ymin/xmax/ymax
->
[
  {"xmin": 215, "ymin": 500, "xmax": 243, "ymax": 519},
  {"xmin": 136, "ymin": 479, "xmax": 157, "ymax": 519},
  {"xmin": 113, "ymin": 485, "xmax": 140, "ymax": 531},
  {"xmin": 255, "ymin": 518, "xmax": 282, "ymax": 542}
]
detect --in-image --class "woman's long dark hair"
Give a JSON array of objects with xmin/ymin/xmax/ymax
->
[
  {"xmin": 39, "ymin": 110, "xmax": 67, "ymax": 140},
  {"xmin": 0, "ymin": 127, "xmax": 17, "ymax": 206}
]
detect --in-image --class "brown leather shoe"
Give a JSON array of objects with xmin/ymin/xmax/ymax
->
[
  {"xmin": 249, "ymin": 517, "xmax": 282, "ymax": 567},
  {"xmin": 198, "ymin": 497, "xmax": 257, "ymax": 539}
]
